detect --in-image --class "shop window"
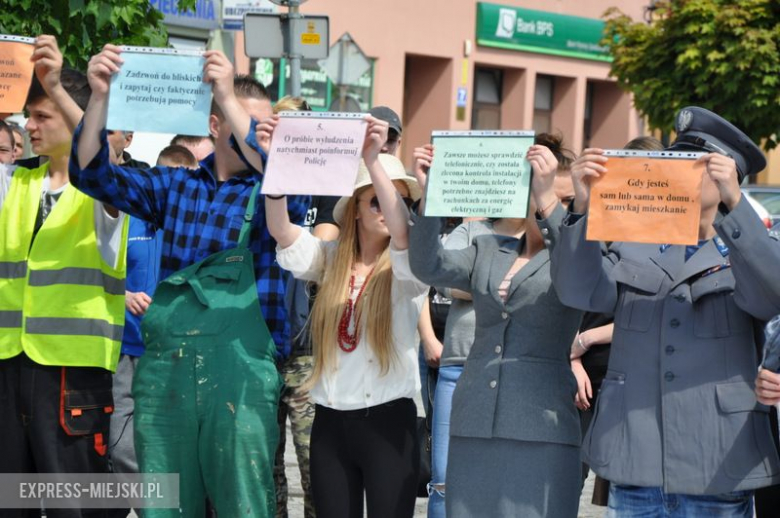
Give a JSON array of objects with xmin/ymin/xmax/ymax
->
[
  {"xmin": 249, "ymin": 58, "xmax": 375, "ymax": 112},
  {"xmin": 472, "ymin": 67, "xmax": 503, "ymax": 129},
  {"xmin": 533, "ymin": 75, "xmax": 554, "ymax": 134}
]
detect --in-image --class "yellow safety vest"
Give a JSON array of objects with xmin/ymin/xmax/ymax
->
[{"xmin": 0, "ymin": 164, "xmax": 128, "ymax": 371}]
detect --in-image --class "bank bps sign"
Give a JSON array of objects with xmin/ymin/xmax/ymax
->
[{"xmin": 476, "ymin": 2, "xmax": 611, "ymax": 62}]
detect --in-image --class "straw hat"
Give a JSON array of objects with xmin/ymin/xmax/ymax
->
[{"xmin": 333, "ymin": 154, "xmax": 422, "ymax": 226}]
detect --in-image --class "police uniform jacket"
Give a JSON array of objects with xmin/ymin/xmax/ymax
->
[
  {"xmin": 408, "ymin": 204, "xmax": 584, "ymax": 447},
  {"xmin": 550, "ymin": 196, "xmax": 780, "ymax": 495}
]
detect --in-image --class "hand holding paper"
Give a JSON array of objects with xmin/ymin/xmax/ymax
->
[
  {"xmin": 31, "ymin": 35, "xmax": 64, "ymax": 95},
  {"xmin": 362, "ymin": 115, "xmax": 389, "ymax": 164},
  {"xmin": 255, "ymin": 115, "xmax": 279, "ymax": 156},
  {"xmin": 32, "ymin": 35, "xmax": 83, "ymax": 131},
  {"xmin": 87, "ymin": 44, "xmax": 124, "ymax": 99},
  {"xmin": 411, "ymin": 144, "xmax": 434, "ymax": 215},
  {"xmin": 203, "ymin": 50, "xmax": 234, "ymax": 106},
  {"xmin": 527, "ymin": 144, "xmax": 559, "ymax": 214},
  {"xmin": 698, "ymin": 152, "xmax": 741, "ymax": 210},
  {"xmin": 412, "ymin": 144, "xmax": 434, "ymax": 193},
  {"xmin": 570, "ymin": 148, "xmax": 608, "ymax": 213},
  {"xmin": 203, "ymin": 49, "xmax": 260, "ymax": 169}
]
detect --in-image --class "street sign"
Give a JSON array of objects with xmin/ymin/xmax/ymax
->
[
  {"xmin": 318, "ymin": 33, "xmax": 371, "ymax": 87},
  {"xmin": 245, "ymin": 0, "xmax": 325, "ymax": 97},
  {"xmin": 223, "ymin": 0, "xmax": 277, "ymax": 30},
  {"xmin": 287, "ymin": 16, "xmax": 329, "ymax": 59},
  {"xmin": 457, "ymin": 87, "xmax": 468, "ymax": 107},
  {"xmin": 149, "ymin": 0, "xmax": 219, "ymax": 30},
  {"xmin": 244, "ymin": 13, "xmax": 328, "ymax": 59},
  {"xmin": 243, "ymin": 14, "xmax": 284, "ymax": 58}
]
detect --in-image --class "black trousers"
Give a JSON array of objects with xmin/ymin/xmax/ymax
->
[
  {"xmin": 756, "ymin": 406, "xmax": 780, "ymax": 517},
  {"xmin": 0, "ymin": 353, "xmax": 122, "ymax": 518},
  {"xmin": 310, "ymin": 398, "xmax": 419, "ymax": 518}
]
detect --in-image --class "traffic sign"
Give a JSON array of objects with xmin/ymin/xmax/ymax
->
[
  {"xmin": 288, "ymin": 16, "xmax": 329, "ymax": 58},
  {"xmin": 223, "ymin": 0, "xmax": 277, "ymax": 30},
  {"xmin": 243, "ymin": 14, "xmax": 284, "ymax": 58},
  {"xmin": 318, "ymin": 33, "xmax": 371, "ymax": 87},
  {"xmin": 244, "ymin": 13, "xmax": 329, "ymax": 59}
]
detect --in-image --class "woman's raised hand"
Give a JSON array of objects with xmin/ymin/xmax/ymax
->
[{"xmin": 570, "ymin": 148, "xmax": 608, "ymax": 214}]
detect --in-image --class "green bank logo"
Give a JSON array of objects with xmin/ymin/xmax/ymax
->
[
  {"xmin": 495, "ymin": 8, "xmax": 516, "ymax": 38},
  {"xmin": 479, "ymin": 3, "xmax": 611, "ymax": 62},
  {"xmin": 496, "ymin": 8, "xmax": 555, "ymax": 40}
]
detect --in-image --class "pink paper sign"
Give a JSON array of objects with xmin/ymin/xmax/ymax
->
[{"xmin": 261, "ymin": 113, "xmax": 368, "ymax": 196}]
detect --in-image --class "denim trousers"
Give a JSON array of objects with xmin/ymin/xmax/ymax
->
[
  {"xmin": 607, "ymin": 484, "xmax": 753, "ymax": 517},
  {"xmin": 427, "ymin": 365, "xmax": 464, "ymax": 518}
]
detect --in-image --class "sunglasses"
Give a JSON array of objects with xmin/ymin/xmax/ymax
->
[
  {"xmin": 360, "ymin": 195, "xmax": 415, "ymax": 214},
  {"xmin": 5, "ymin": 121, "xmax": 24, "ymax": 133}
]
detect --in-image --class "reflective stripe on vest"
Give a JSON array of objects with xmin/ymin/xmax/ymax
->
[
  {"xmin": 28, "ymin": 267, "xmax": 125, "ymax": 296},
  {"xmin": 25, "ymin": 317, "xmax": 124, "ymax": 342},
  {"xmin": 0, "ymin": 164, "xmax": 128, "ymax": 370},
  {"xmin": 0, "ymin": 165, "xmax": 43, "ymax": 358},
  {"xmin": 0, "ymin": 261, "xmax": 27, "ymax": 279},
  {"xmin": 0, "ymin": 311, "xmax": 23, "ymax": 328}
]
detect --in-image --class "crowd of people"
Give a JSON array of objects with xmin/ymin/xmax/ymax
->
[{"xmin": 2, "ymin": 35, "xmax": 780, "ymax": 518}]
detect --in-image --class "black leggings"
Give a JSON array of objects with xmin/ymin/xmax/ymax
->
[{"xmin": 310, "ymin": 398, "xmax": 419, "ymax": 518}]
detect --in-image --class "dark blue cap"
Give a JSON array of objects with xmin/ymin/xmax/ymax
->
[
  {"xmin": 368, "ymin": 106, "xmax": 402, "ymax": 135},
  {"xmin": 668, "ymin": 106, "xmax": 766, "ymax": 181}
]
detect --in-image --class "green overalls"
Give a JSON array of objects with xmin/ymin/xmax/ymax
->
[{"xmin": 134, "ymin": 183, "xmax": 282, "ymax": 517}]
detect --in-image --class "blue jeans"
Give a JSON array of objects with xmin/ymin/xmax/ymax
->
[
  {"xmin": 427, "ymin": 365, "xmax": 463, "ymax": 518},
  {"xmin": 607, "ymin": 484, "xmax": 753, "ymax": 517}
]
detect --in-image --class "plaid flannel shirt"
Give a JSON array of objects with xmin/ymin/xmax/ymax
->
[{"xmin": 69, "ymin": 120, "xmax": 310, "ymax": 359}]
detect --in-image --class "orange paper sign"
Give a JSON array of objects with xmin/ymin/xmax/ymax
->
[
  {"xmin": 0, "ymin": 36, "xmax": 35, "ymax": 113},
  {"xmin": 587, "ymin": 156, "xmax": 704, "ymax": 245}
]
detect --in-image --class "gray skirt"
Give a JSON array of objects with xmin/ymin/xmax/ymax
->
[{"xmin": 446, "ymin": 436, "xmax": 581, "ymax": 518}]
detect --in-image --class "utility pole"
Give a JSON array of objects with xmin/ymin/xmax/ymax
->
[
  {"xmin": 245, "ymin": 0, "xmax": 327, "ymax": 98},
  {"xmin": 286, "ymin": 0, "xmax": 302, "ymax": 96},
  {"xmin": 337, "ymin": 35, "xmax": 348, "ymax": 111}
]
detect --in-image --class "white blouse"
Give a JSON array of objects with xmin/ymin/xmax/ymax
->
[{"xmin": 276, "ymin": 231, "xmax": 429, "ymax": 410}]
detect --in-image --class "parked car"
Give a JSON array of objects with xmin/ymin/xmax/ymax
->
[
  {"xmin": 741, "ymin": 186, "xmax": 780, "ymax": 226},
  {"xmin": 741, "ymin": 190, "xmax": 773, "ymax": 229}
]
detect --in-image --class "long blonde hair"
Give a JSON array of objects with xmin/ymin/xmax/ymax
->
[{"xmin": 307, "ymin": 186, "xmax": 396, "ymax": 387}]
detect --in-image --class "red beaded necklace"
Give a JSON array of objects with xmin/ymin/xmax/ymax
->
[{"xmin": 337, "ymin": 264, "xmax": 377, "ymax": 353}]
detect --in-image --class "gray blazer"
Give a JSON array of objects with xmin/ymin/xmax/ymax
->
[
  {"xmin": 437, "ymin": 219, "xmax": 495, "ymax": 367},
  {"xmin": 409, "ymin": 205, "xmax": 583, "ymax": 446},
  {"xmin": 550, "ymin": 196, "xmax": 780, "ymax": 495}
]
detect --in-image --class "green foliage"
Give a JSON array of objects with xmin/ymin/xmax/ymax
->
[
  {"xmin": 0, "ymin": 0, "xmax": 197, "ymax": 71},
  {"xmin": 604, "ymin": 0, "xmax": 780, "ymax": 150}
]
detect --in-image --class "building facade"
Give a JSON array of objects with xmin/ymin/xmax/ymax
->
[
  {"xmin": 235, "ymin": 0, "xmax": 648, "ymax": 169},
  {"xmin": 150, "ymin": 0, "xmax": 777, "ymax": 181}
]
